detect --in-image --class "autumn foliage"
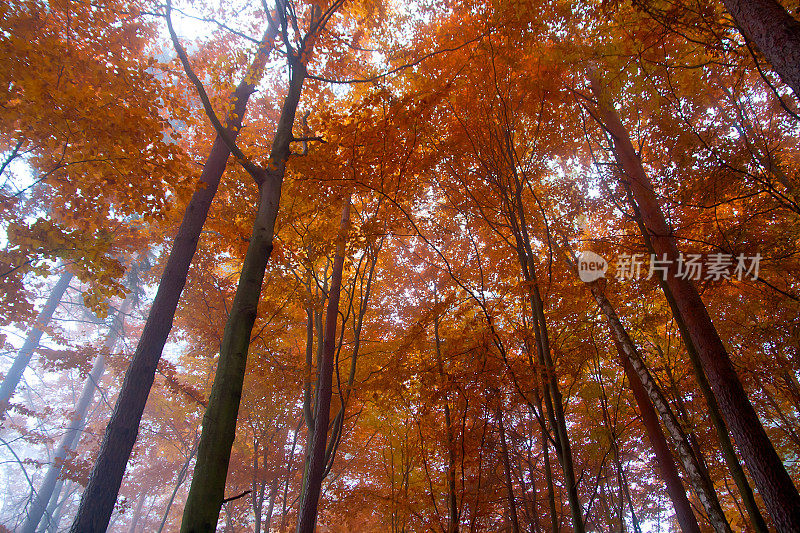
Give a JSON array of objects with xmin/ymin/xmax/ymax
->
[{"xmin": 1, "ymin": 0, "xmax": 800, "ymax": 531}]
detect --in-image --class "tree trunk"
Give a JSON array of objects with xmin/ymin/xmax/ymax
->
[
  {"xmin": 180, "ymin": 44, "xmax": 308, "ymax": 529},
  {"xmin": 23, "ymin": 294, "xmax": 133, "ymax": 533},
  {"xmin": 589, "ymin": 72, "xmax": 800, "ymax": 531},
  {"xmin": 587, "ymin": 282, "xmax": 701, "ymax": 533},
  {"xmin": 433, "ymin": 304, "xmax": 459, "ymax": 533},
  {"xmin": 263, "ymin": 477, "xmax": 280, "ymax": 533},
  {"xmin": 127, "ymin": 489, "xmax": 147, "ymax": 533},
  {"xmin": 540, "ymin": 410, "xmax": 558, "ymax": 533},
  {"xmin": 498, "ymin": 409, "xmax": 521, "ymax": 533},
  {"xmin": 252, "ymin": 437, "xmax": 266, "ymax": 533},
  {"xmin": 512, "ymin": 221, "xmax": 584, "ymax": 532},
  {"xmin": 0, "ymin": 269, "xmax": 72, "ymax": 419},
  {"xmin": 623, "ymin": 180, "xmax": 770, "ymax": 533},
  {"xmin": 37, "ymin": 477, "xmax": 64, "ymax": 533},
  {"xmin": 295, "ymin": 196, "xmax": 351, "ymax": 533},
  {"xmin": 69, "ymin": 31, "xmax": 277, "ymax": 533},
  {"xmin": 43, "ymin": 480, "xmax": 76, "ymax": 533},
  {"xmin": 156, "ymin": 434, "xmax": 200, "ymax": 533},
  {"xmin": 586, "ymin": 280, "xmax": 729, "ymax": 532},
  {"xmin": 722, "ymin": 0, "xmax": 800, "ymax": 98}
]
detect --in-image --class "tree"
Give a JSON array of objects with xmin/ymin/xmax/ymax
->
[
  {"xmin": 69, "ymin": 19, "xmax": 279, "ymax": 533},
  {"xmin": 587, "ymin": 69, "xmax": 800, "ymax": 530}
]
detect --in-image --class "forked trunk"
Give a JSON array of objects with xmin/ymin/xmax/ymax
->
[
  {"xmin": 70, "ymin": 28, "xmax": 278, "ymax": 533},
  {"xmin": 180, "ymin": 51, "xmax": 309, "ymax": 532}
]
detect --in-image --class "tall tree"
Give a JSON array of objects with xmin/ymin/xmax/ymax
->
[
  {"xmin": 588, "ymin": 69, "xmax": 800, "ymax": 530},
  {"xmin": 69, "ymin": 22, "xmax": 279, "ymax": 532},
  {"xmin": 0, "ymin": 269, "xmax": 72, "ymax": 419}
]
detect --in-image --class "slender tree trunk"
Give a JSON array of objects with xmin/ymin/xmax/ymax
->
[
  {"xmin": 37, "ymin": 477, "xmax": 64, "ymax": 533},
  {"xmin": 585, "ymin": 282, "xmax": 701, "ymax": 533},
  {"xmin": 625, "ymin": 182, "xmax": 770, "ymax": 533},
  {"xmin": 506, "ymin": 177, "xmax": 584, "ymax": 532},
  {"xmin": 721, "ymin": 0, "xmax": 800, "ymax": 98},
  {"xmin": 44, "ymin": 481, "xmax": 76, "ymax": 533},
  {"xmin": 263, "ymin": 477, "xmax": 280, "ymax": 533},
  {"xmin": 586, "ymin": 279, "xmax": 729, "ymax": 532},
  {"xmin": 540, "ymin": 414, "xmax": 558, "ymax": 533},
  {"xmin": 621, "ymin": 351, "xmax": 702, "ymax": 533},
  {"xmin": 589, "ymin": 72, "xmax": 800, "ymax": 531},
  {"xmin": 180, "ymin": 45, "xmax": 308, "ymax": 529},
  {"xmin": 156, "ymin": 434, "xmax": 200, "ymax": 533},
  {"xmin": 295, "ymin": 196, "xmax": 351, "ymax": 533},
  {"xmin": 0, "ymin": 269, "xmax": 72, "ymax": 419},
  {"xmin": 433, "ymin": 305, "xmax": 459, "ymax": 533},
  {"xmin": 280, "ymin": 419, "xmax": 302, "ymax": 532},
  {"xmin": 498, "ymin": 409, "xmax": 521, "ymax": 533},
  {"xmin": 594, "ymin": 359, "xmax": 642, "ymax": 533},
  {"xmin": 69, "ymin": 31, "xmax": 277, "ymax": 533},
  {"xmin": 127, "ymin": 489, "xmax": 147, "ymax": 533},
  {"xmin": 252, "ymin": 438, "xmax": 264, "ymax": 533},
  {"xmin": 23, "ymin": 294, "xmax": 133, "ymax": 533}
]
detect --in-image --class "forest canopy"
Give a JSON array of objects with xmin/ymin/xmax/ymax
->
[{"xmin": 1, "ymin": 0, "xmax": 800, "ymax": 531}]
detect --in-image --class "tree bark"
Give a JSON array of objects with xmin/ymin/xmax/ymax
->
[
  {"xmin": 42, "ymin": 480, "xmax": 73, "ymax": 533},
  {"xmin": 0, "ymin": 269, "xmax": 72, "ymax": 419},
  {"xmin": 69, "ymin": 31, "xmax": 277, "ymax": 533},
  {"xmin": 588, "ymin": 282, "xmax": 701, "ymax": 533},
  {"xmin": 295, "ymin": 196, "xmax": 351, "ymax": 533},
  {"xmin": 263, "ymin": 477, "xmax": 280, "ymax": 533},
  {"xmin": 498, "ymin": 409, "xmax": 520, "ymax": 533},
  {"xmin": 23, "ymin": 293, "xmax": 133, "ymax": 533},
  {"xmin": 722, "ymin": 0, "xmax": 800, "ymax": 98},
  {"xmin": 589, "ymin": 72, "xmax": 800, "ymax": 531},
  {"xmin": 586, "ymin": 280, "xmax": 729, "ymax": 532},
  {"xmin": 622, "ymin": 180, "xmax": 770, "ymax": 533},
  {"xmin": 180, "ymin": 46, "xmax": 308, "ymax": 530}
]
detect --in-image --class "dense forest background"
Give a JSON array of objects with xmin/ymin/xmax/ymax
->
[{"xmin": 1, "ymin": 0, "xmax": 800, "ymax": 531}]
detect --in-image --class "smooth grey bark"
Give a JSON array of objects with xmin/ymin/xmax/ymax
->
[
  {"xmin": 0, "ymin": 270, "xmax": 73, "ymax": 419},
  {"xmin": 23, "ymin": 293, "xmax": 134, "ymax": 533},
  {"xmin": 127, "ymin": 488, "xmax": 146, "ymax": 533}
]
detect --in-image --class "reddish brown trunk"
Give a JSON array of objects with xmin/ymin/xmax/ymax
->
[
  {"xmin": 69, "ymin": 33, "xmax": 276, "ymax": 533},
  {"xmin": 295, "ymin": 196, "xmax": 351, "ymax": 533},
  {"xmin": 621, "ymin": 355, "xmax": 701, "ymax": 532},
  {"xmin": 590, "ymin": 73, "xmax": 800, "ymax": 531},
  {"xmin": 498, "ymin": 409, "xmax": 520, "ymax": 533},
  {"xmin": 586, "ymin": 279, "xmax": 702, "ymax": 533},
  {"xmin": 722, "ymin": 0, "xmax": 800, "ymax": 98}
]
